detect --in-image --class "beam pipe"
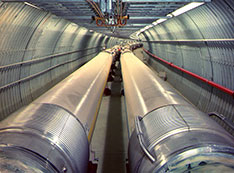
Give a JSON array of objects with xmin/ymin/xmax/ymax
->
[
  {"xmin": 0, "ymin": 50, "xmax": 114, "ymax": 173},
  {"xmin": 120, "ymin": 45, "xmax": 234, "ymax": 173}
]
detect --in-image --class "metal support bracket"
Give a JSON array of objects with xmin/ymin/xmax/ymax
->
[
  {"xmin": 135, "ymin": 116, "xmax": 156, "ymax": 163},
  {"xmin": 208, "ymin": 112, "xmax": 234, "ymax": 130}
]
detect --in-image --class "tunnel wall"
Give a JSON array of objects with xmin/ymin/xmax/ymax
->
[
  {"xmin": 140, "ymin": 0, "xmax": 234, "ymax": 134},
  {"xmin": 0, "ymin": 2, "xmax": 110, "ymax": 120}
]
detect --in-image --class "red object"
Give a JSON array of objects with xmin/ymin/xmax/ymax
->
[
  {"xmin": 104, "ymin": 88, "xmax": 111, "ymax": 96},
  {"xmin": 144, "ymin": 49, "xmax": 234, "ymax": 97},
  {"xmin": 88, "ymin": 161, "xmax": 98, "ymax": 173}
]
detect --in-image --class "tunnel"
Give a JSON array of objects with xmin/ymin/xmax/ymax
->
[{"xmin": 0, "ymin": 0, "xmax": 233, "ymax": 172}]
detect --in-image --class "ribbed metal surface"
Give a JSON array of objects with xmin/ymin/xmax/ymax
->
[
  {"xmin": 0, "ymin": 49, "xmax": 113, "ymax": 172},
  {"xmin": 143, "ymin": 105, "xmax": 233, "ymax": 150},
  {"xmin": 0, "ymin": 103, "xmax": 89, "ymax": 172},
  {"xmin": 121, "ymin": 51, "xmax": 189, "ymax": 133},
  {"xmin": 34, "ymin": 51, "xmax": 113, "ymax": 137},
  {"xmin": 0, "ymin": 3, "xmax": 47, "ymax": 117},
  {"xmin": 142, "ymin": 0, "xmax": 234, "ymax": 135},
  {"xmin": 141, "ymin": 106, "xmax": 188, "ymax": 147},
  {"xmin": 129, "ymin": 104, "xmax": 234, "ymax": 172},
  {"xmin": 121, "ymin": 47, "xmax": 234, "ymax": 173},
  {"xmin": 0, "ymin": 2, "xmax": 105, "ymax": 120}
]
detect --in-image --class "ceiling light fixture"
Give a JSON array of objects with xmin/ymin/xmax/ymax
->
[
  {"xmin": 171, "ymin": 2, "xmax": 204, "ymax": 17},
  {"xmin": 136, "ymin": 2, "xmax": 205, "ymax": 37},
  {"xmin": 156, "ymin": 18, "xmax": 167, "ymax": 24},
  {"xmin": 145, "ymin": 26, "xmax": 150, "ymax": 29},
  {"xmin": 24, "ymin": 2, "xmax": 41, "ymax": 10}
]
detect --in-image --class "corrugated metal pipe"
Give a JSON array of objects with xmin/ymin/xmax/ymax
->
[{"xmin": 144, "ymin": 49, "xmax": 234, "ymax": 97}]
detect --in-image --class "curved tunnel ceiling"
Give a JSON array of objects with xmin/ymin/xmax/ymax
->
[
  {"xmin": 2, "ymin": 0, "xmax": 210, "ymax": 38},
  {"xmin": 139, "ymin": 0, "xmax": 234, "ymax": 134}
]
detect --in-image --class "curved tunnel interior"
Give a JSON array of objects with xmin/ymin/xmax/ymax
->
[{"xmin": 0, "ymin": 0, "xmax": 233, "ymax": 172}]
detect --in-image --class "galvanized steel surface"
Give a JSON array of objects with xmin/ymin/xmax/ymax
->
[
  {"xmin": 141, "ymin": 0, "xmax": 234, "ymax": 135},
  {"xmin": 0, "ymin": 2, "xmax": 106, "ymax": 120}
]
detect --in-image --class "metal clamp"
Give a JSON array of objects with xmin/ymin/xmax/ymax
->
[
  {"xmin": 135, "ymin": 116, "xmax": 156, "ymax": 163},
  {"xmin": 208, "ymin": 112, "xmax": 234, "ymax": 130}
]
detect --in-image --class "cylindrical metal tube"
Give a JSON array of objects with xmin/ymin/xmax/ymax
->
[
  {"xmin": 34, "ymin": 51, "xmax": 113, "ymax": 141},
  {"xmin": 120, "ymin": 50, "xmax": 234, "ymax": 172},
  {"xmin": 0, "ymin": 51, "xmax": 113, "ymax": 173},
  {"xmin": 121, "ymin": 51, "xmax": 190, "ymax": 134}
]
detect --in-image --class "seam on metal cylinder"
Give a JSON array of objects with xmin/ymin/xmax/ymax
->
[
  {"xmin": 173, "ymin": 105, "xmax": 191, "ymax": 131},
  {"xmin": 87, "ymin": 53, "xmax": 113, "ymax": 142},
  {"xmin": 40, "ymin": 103, "xmax": 88, "ymax": 138},
  {"xmin": 141, "ymin": 104, "xmax": 189, "ymax": 119}
]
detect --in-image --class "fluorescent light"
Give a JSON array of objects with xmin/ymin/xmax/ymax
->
[
  {"xmin": 152, "ymin": 22, "xmax": 158, "ymax": 26},
  {"xmin": 166, "ymin": 14, "xmax": 173, "ymax": 18},
  {"xmin": 148, "ymin": 24, "xmax": 153, "ymax": 28},
  {"xmin": 156, "ymin": 18, "xmax": 167, "ymax": 24},
  {"xmin": 171, "ymin": 2, "xmax": 204, "ymax": 16},
  {"xmin": 145, "ymin": 26, "xmax": 149, "ymax": 29},
  {"xmin": 24, "ymin": 2, "xmax": 41, "ymax": 10}
]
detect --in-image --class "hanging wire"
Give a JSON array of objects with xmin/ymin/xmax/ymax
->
[
  {"xmin": 117, "ymin": 0, "xmax": 119, "ymax": 17},
  {"xmin": 120, "ymin": 0, "xmax": 123, "ymax": 18},
  {"xmin": 86, "ymin": 0, "xmax": 104, "ymax": 18},
  {"xmin": 86, "ymin": 0, "xmax": 107, "ymax": 26},
  {"xmin": 87, "ymin": 0, "xmax": 127, "ymax": 28}
]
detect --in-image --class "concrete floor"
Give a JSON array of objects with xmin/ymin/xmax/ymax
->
[{"xmin": 90, "ymin": 62, "xmax": 129, "ymax": 173}]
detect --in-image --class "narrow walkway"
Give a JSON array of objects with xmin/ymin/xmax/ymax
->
[{"xmin": 90, "ymin": 62, "xmax": 128, "ymax": 173}]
